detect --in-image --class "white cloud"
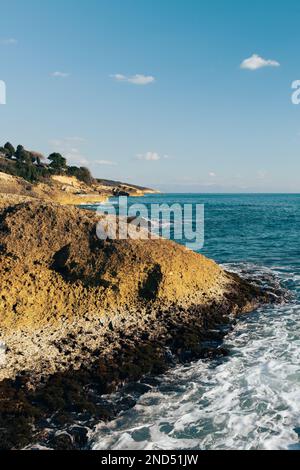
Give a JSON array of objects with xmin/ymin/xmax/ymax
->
[
  {"xmin": 240, "ymin": 54, "xmax": 280, "ymax": 70},
  {"xmin": 52, "ymin": 71, "xmax": 70, "ymax": 78},
  {"xmin": 111, "ymin": 73, "xmax": 155, "ymax": 85},
  {"xmin": 95, "ymin": 160, "xmax": 117, "ymax": 166},
  {"xmin": 113, "ymin": 74, "xmax": 127, "ymax": 81},
  {"xmin": 209, "ymin": 172, "xmax": 216, "ymax": 177},
  {"xmin": 137, "ymin": 152, "xmax": 162, "ymax": 161},
  {"xmin": 136, "ymin": 152, "xmax": 170, "ymax": 162},
  {"xmin": 0, "ymin": 38, "xmax": 17, "ymax": 45},
  {"xmin": 136, "ymin": 152, "xmax": 170, "ymax": 161}
]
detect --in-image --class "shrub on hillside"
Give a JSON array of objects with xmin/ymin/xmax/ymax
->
[
  {"xmin": 67, "ymin": 166, "xmax": 94, "ymax": 185},
  {"xmin": 4, "ymin": 142, "xmax": 15, "ymax": 158},
  {"xmin": 48, "ymin": 153, "xmax": 67, "ymax": 172}
]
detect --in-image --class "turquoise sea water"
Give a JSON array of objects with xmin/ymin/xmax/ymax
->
[{"xmin": 88, "ymin": 194, "xmax": 300, "ymax": 450}]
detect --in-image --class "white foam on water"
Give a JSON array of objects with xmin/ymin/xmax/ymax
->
[{"xmin": 90, "ymin": 265, "xmax": 300, "ymax": 450}]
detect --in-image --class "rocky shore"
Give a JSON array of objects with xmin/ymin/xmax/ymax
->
[{"xmin": 0, "ymin": 199, "xmax": 276, "ymax": 449}]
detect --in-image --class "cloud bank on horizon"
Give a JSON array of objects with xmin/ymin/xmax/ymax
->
[{"xmin": 240, "ymin": 54, "xmax": 280, "ymax": 70}]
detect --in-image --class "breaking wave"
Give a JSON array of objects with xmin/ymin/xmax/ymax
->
[{"xmin": 90, "ymin": 263, "xmax": 300, "ymax": 450}]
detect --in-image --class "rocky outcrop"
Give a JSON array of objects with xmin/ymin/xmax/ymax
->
[{"xmin": 0, "ymin": 200, "xmax": 273, "ymax": 449}]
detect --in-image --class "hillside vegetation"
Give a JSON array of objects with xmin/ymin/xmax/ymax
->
[
  {"xmin": 0, "ymin": 141, "xmax": 94, "ymax": 184},
  {"xmin": 0, "ymin": 141, "xmax": 156, "ymax": 204}
]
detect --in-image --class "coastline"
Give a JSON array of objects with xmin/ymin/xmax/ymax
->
[
  {"xmin": 0, "ymin": 195, "xmax": 278, "ymax": 449},
  {"xmin": 0, "ymin": 171, "xmax": 159, "ymax": 207}
]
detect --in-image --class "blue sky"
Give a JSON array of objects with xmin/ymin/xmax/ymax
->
[{"xmin": 1, "ymin": 0, "xmax": 300, "ymax": 192}]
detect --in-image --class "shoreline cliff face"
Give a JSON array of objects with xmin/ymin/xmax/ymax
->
[{"xmin": 0, "ymin": 199, "xmax": 274, "ymax": 449}]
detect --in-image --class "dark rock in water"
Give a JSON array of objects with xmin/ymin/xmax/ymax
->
[
  {"xmin": 113, "ymin": 189, "xmax": 130, "ymax": 197},
  {"xmin": 114, "ymin": 396, "xmax": 137, "ymax": 413},
  {"xmin": 123, "ymin": 382, "xmax": 152, "ymax": 395},
  {"xmin": 141, "ymin": 376, "xmax": 161, "ymax": 387},
  {"xmin": 70, "ymin": 426, "xmax": 89, "ymax": 448},
  {"xmin": 199, "ymin": 346, "xmax": 230, "ymax": 359},
  {"xmin": 49, "ymin": 432, "xmax": 75, "ymax": 450}
]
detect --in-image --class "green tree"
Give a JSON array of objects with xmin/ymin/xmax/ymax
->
[
  {"xmin": 4, "ymin": 142, "xmax": 15, "ymax": 158},
  {"xmin": 15, "ymin": 160, "xmax": 38, "ymax": 182},
  {"xmin": 48, "ymin": 153, "xmax": 67, "ymax": 171},
  {"xmin": 15, "ymin": 145, "xmax": 31, "ymax": 163}
]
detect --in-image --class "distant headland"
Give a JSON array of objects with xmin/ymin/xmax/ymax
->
[{"xmin": 0, "ymin": 141, "xmax": 158, "ymax": 206}]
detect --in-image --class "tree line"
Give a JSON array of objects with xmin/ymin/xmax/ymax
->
[{"xmin": 0, "ymin": 142, "xmax": 93, "ymax": 185}]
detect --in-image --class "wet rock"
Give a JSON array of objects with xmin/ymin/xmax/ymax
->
[
  {"xmin": 70, "ymin": 426, "xmax": 88, "ymax": 448},
  {"xmin": 50, "ymin": 432, "xmax": 75, "ymax": 450}
]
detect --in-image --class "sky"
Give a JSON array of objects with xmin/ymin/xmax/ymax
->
[{"xmin": 1, "ymin": 0, "xmax": 300, "ymax": 192}]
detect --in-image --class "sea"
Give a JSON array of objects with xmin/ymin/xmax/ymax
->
[{"xmin": 84, "ymin": 193, "xmax": 300, "ymax": 450}]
